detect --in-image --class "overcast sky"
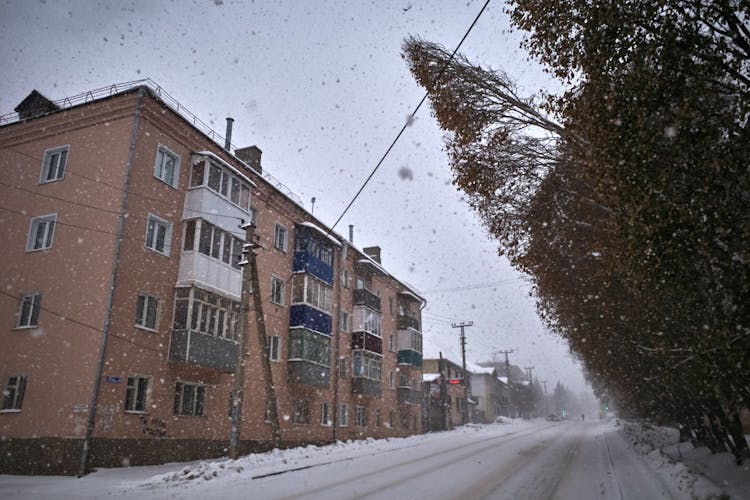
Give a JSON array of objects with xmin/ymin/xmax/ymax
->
[{"xmin": 1, "ymin": 0, "xmax": 589, "ymax": 394}]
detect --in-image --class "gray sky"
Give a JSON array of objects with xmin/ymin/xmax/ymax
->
[{"xmin": 1, "ymin": 0, "xmax": 588, "ymax": 393}]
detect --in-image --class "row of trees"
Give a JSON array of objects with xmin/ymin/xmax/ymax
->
[{"xmin": 405, "ymin": 0, "xmax": 749, "ymax": 460}]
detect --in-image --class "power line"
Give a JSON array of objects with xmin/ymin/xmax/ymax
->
[
  {"xmin": 327, "ymin": 0, "xmax": 492, "ymax": 234},
  {"xmin": 422, "ymin": 277, "xmax": 526, "ymax": 294}
]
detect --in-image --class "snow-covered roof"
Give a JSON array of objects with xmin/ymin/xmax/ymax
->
[
  {"xmin": 398, "ymin": 289, "xmax": 423, "ymax": 303},
  {"xmin": 194, "ymin": 150, "xmax": 257, "ymax": 187},
  {"xmin": 497, "ymin": 376, "xmax": 509, "ymax": 385},
  {"xmin": 422, "ymin": 373, "xmax": 440, "ymax": 383},
  {"xmin": 357, "ymin": 257, "xmax": 389, "ymax": 276},
  {"xmin": 471, "ymin": 366, "xmax": 496, "ymax": 376},
  {"xmin": 299, "ymin": 221, "xmax": 342, "ymax": 247}
]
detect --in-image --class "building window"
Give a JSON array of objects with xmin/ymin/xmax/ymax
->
[
  {"xmin": 124, "ymin": 376, "xmax": 150, "ymax": 413},
  {"xmin": 288, "ymin": 328, "xmax": 331, "ymax": 367},
  {"xmin": 274, "ymin": 223, "xmax": 288, "ymax": 252},
  {"xmin": 186, "ymin": 219, "xmax": 244, "ymax": 269},
  {"xmin": 389, "ymin": 297, "xmax": 394, "ymax": 315},
  {"xmin": 341, "ymin": 269, "xmax": 350, "ymax": 289},
  {"xmin": 173, "ymin": 382, "xmax": 205, "ymax": 416},
  {"xmin": 293, "ymin": 399, "xmax": 310, "ymax": 424},
  {"xmin": 353, "ymin": 351, "xmax": 382, "ymax": 381},
  {"xmin": 26, "ymin": 214, "xmax": 56, "ymax": 251},
  {"xmin": 389, "ymin": 411, "xmax": 395, "ymax": 428},
  {"xmin": 1, "ymin": 376, "xmax": 27, "ymax": 411},
  {"xmin": 135, "ymin": 294, "xmax": 158, "ymax": 330},
  {"xmin": 375, "ymin": 409, "xmax": 381, "ymax": 427},
  {"xmin": 191, "ymin": 159, "xmax": 251, "ymax": 211},
  {"xmin": 337, "ymin": 357, "xmax": 347, "ymax": 378},
  {"xmin": 154, "ymin": 145, "xmax": 180, "ymax": 188},
  {"xmin": 271, "ymin": 276, "xmax": 285, "ymax": 305},
  {"xmin": 339, "ymin": 404, "xmax": 348, "ymax": 427},
  {"xmin": 320, "ymin": 402, "xmax": 330, "ymax": 426},
  {"xmin": 17, "ymin": 293, "xmax": 41, "ymax": 328},
  {"xmin": 292, "ymin": 274, "xmax": 332, "ymax": 313},
  {"xmin": 355, "ymin": 406, "xmax": 367, "ymax": 427},
  {"xmin": 352, "ymin": 307, "xmax": 381, "ymax": 337},
  {"xmin": 388, "ymin": 372, "xmax": 395, "ymax": 389},
  {"xmin": 388, "ymin": 334, "xmax": 395, "ymax": 352},
  {"xmin": 40, "ymin": 146, "xmax": 68, "ymax": 183},
  {"xmin": 145, "ymin": 214, "xmax": 172, "ymax": 256},
  {"xmin": 172, "ymin": 287, "xmax": 240, "ymax": 341},
  {"xmin": 340, "ymin": 311, "xmax": 349, "ymax": 332},
  {"xmin": 269, "ymin": 336, "xmax": 280, "ymax": 362}
]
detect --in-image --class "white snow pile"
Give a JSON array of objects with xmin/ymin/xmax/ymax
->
[{"xmin": 620, "ymin": 421, "xmax": 750, "ymax": 499}]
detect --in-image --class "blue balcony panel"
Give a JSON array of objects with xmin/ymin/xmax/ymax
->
[
  {"xmin": 290, "ymin": 304, "xmax": 332, "ymax": 335},
  {"xmin": 293, "ymin": 250, "xmax": 334, "ymax": 285},
  {"xmin": 397, "ymin": 349, "xmax": 423, "ymax": 367}
]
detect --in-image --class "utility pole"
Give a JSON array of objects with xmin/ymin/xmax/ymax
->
[
  {"xmin": 526, "ymin": 366, "xmax": 535, "ymax": 385},
  {"xmin": 439, "ymin": 352, "xmax": 447, "ymax": 430},
  {"xmin": 452, "ymin": 321, "xmax": 473, "ymax": 425},
  {"xmin": 495, "ymin": 350, "xmax": 514, "ymax": 416},
  {"xmin": 230, "ymin": 221, "xmax": 281, "ymax": 459}
]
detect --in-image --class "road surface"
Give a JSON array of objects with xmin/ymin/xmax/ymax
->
[{"xmin": 0, "ymin": 421, "xmax": 684, "ymax": 499}]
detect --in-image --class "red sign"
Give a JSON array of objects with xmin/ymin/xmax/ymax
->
[{"xmin": 448, "ymin": 379, "xmax": 461, "ymax": 385}]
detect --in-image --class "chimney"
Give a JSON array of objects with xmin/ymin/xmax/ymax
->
[
  {"xmin": 348, "ymin": 225, "xmax": 354, "ymax": 244},
  {"xmin": 236, "ymin": 145, "xmax": 263, "ymax": 174},
  {"xmin": 224, "ymin": 117, "xmax": 234, "ymax": 151},
  {"xmin": 15, "ymin": 90, "xmax": 60, "ymax": 120},
  {"xmin": 363, "ymin": 246, "xmax": 381, "ymax": 264}
]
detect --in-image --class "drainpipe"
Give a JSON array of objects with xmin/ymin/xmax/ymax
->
[
  {"xmin": 331, "ymin": 240, "xmax": 344, "ymax": 442},
  {"xmin": 78, "ymin": 86, "xmax": 145, "ymax": 476}
]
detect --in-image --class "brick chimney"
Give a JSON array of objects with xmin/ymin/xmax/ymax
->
[
  {"xmin": 235, "ymin": 145, "xmax": 262, "ymax": 174},
  {"xmin": 363, "ymin": 246, "xmax": 381, "ymax": 264},
  {"xmin": 15, "ymin": 90, "xmax": 59, "ymax": 119}
]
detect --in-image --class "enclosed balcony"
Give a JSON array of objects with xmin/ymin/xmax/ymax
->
[
  {"xmin": 169, "ymin": 329, "xmax": 237, "ymax": 373},
  {"xmin": 397, "ymin": 387, "xmax": 423, "ymax": 405},
  {"xmin": 397, "ymin": 349, "xmax": 423, "ymax": 367},
  {"xmin": 287, "ymin": 327, "xmax": 331, "ymax": 388},
  {"xmin": 352, "ymin": 350, "xmax": 382, "ymax": 396},
  {"xmin": 397, "ymin": 314, "xmax": 420, "ymax": 331},
  {"xmin": 290, "ymin": 304, "xmax": 332, "ymax": 336},
  {"xmin": 293, "ymin": 222, "xmax": 337, "ymax": 285},
  {"xmin": 353, "ymin": 288, "xmax": 381, "ymax": 312}
]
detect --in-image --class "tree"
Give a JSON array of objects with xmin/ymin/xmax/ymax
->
[{"xmin": 404, "ymin": 0, "xmax": 750, "ymax": 460}]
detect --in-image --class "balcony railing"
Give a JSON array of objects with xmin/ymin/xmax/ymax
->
[
  {"xmin": 397, "ymin": 315, "xmax": 420, "ymax": 331},
  {"xmin": 169, "ymin": 329, "xmax": 237, "ymax": 373},
  {"xmin": 397, "ymin": 387, "xmax": 423, "ymax": 405},
  {"xmin": 352, "ymin": 377, "xmax": 382, "ymax": 396},
  {"xmin": 353, "ymin": 288, "xmax": 381, "ymax": 312},
  {"xmin": 397, "ymin": 349, "xmax": 423, "ymax": 367}
]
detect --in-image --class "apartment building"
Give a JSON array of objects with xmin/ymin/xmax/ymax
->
[
  {"xmin": 0, "ymin": 82, "xmax": 425, "ymax": 474},
  {"xmin": 422, "ymin": 357, "xmax": 470, "ymax": 430}
]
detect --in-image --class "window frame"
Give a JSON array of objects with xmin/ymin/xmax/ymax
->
[
  {"xmin": 339, "ymin": 403, "xmax": 349, "ymax": 427},
  {"xmin": 340, "ymin": 310, "xmax": 349, "ymax": 333},
  {"xmin": 320, "ymin": 402, "xmax": 330, "ymax": 426},
  {"xmin": 173, "ymin": 381, "xmax": 206, "ymax": 417},
  {"xmin": 16, "ymin": 292, "xmax": 41, "ymax": 329},
  {"xmin": 1, "ymin": 375, "xmax": 27, "ymax": 412},
  {"xmin": 26, "ymin": 213, "xmax": 57, "ymax": 252},
  {"xmin": 293, "ymin": 399, "xmax": 310, "ymax": 424},
  {"xmin": 135, "ymin": 293, "xmax": 159, "ymax": 331},
  {"xmin": 355, "ymin": 405, "xmax": 367, "ymax": 427},
  {"xmin": 145, "ymin": 213, "xmax": 172, "ymax": 256},
  {"xmin": 124, "ymin": 375, "xmax": 151, "ymax": 413},
  {"xmin": 39, "ymin": 145, "xmax": 69, "ymax": 184},
  {"xmin": 153, "ymin": 144, "xmax": 180, "ymax": 188},
  {"xmin": 274, "ymin": 223, "xmax": 288, "ymax": 252},
  {"xmin": 271, "ymin": 275, "xmax": 285, "ymax": 306},
  {"xmin": 269, "ymin": 335, "xmax": 281, "ymax": 362}
]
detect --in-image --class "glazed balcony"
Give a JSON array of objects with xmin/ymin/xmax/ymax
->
[
  {"xmin": 287, "ymin": 361, "xmax": 330, "ymax": 388},
  {"xmin": 397, "ymin": 314, "xmax": 420, "ymax": 331},
  {"xmin": 168, "ymin": 329, "xmax": 237, "ymax": 373},
  {"xmin": 397, "ymin": 387, "xmax": 423, "ymax": 405},
  {"xmin": 397, "ymin": 349, "xmax": 423, "ymax": 367},
  {"xmin": 352, "ymin": 377, "xmax": 382, "ymax": 396},
  {"xmin": 353, "ymin": 288, "xmax": 381, "ymax": 312}
]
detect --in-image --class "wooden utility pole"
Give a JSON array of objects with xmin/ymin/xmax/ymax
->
[
  {"xmin": 452, "ymin": 321, "xmax": 473, "ymax": 425},
  {"xmin": 230, "ymin": 221, "xmax": 281, "ymax": 459}
]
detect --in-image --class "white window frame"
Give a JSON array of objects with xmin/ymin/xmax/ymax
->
[
  {"xmin": 39, "ymin": 145, "xmax": 69, "ymax": 184},
  {"xmin": 388, "ymin": 334, "xmax": 395, "ymax": 352},
  {"xmin": 339, "ymin": 404, "xmax": 348, "ymax": 427},
  {"xmin": 293, "ymin": 399, "xmax": 310, "ymax": 424},
  {"xmin": 124, "ymin": 375, "xmax": 151, "ymax": 413},
  {"xmin": 269, "ymin": 335, "xmax": 281, "ymax": 362},
  {"xmin": 271, "ymin": 276, "xmax": 285, "ymax": 306},
  {"xmin": 26, "ymin": 213, "xmax": 56, "ymax": 252},
  {"xmin": 1, "ymin": 375, "xmax": 27, "ymax": 412},
  {"xmin": 153, "ymin": 144, "xmax": 180, "ymax": 188},
  {"xmin": 135, "ymin": 293, "xmax": 159, "ymax": 331},
  {"xmin": 355, "ymin": 405, "xmax": 367, "ymax": 427},
  {"xmin": 16, "ymin": 293, "xmax": 41, "ymax": 328},
  {"xmin": 340, "ymin": 311, "xmax": 349, "ymax": 332},
  {"xmin": 173, "ymin": 381, "xmax": 206, "ymax": 417},
  {"xmin": 274, "ymin": 223, "xmax": 288, "ymax": 252},
  {"xmin": 341, "ymin": 269, "xmax": 350, "ymax": 289},
  {"xmin": 145, "ymin": 213, "xmax": 172, "ymax": 256},
  {"xmin": 388, "ymin": 371, "xmax": 395, "ymax": 389},
  {"xmin": 320, "ymin": 402, "xmax": 330, "ymax": 426}
]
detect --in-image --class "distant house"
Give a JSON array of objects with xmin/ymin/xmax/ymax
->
[
  {"xmin": 422, "ymin": 357, "xmax": 469, "ymax": 430},
  {"xmin": 470, "ymin": 366, "xmax": 513, "ymax": 423}
]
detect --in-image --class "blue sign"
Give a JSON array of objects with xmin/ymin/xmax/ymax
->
[{"xmin": 105, "ymin": 376, "xmax": 122, "ymax": 384}]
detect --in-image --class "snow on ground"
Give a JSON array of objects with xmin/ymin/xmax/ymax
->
[{"xmin": 619, "ymin": 421, "xmax": 750, "ymax": 499}]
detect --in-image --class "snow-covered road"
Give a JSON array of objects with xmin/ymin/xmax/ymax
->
[{"xmin": 0, "ymin": 421, "xmax": 707, "ymax": 499}]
